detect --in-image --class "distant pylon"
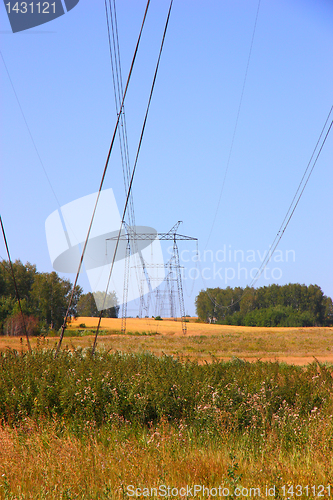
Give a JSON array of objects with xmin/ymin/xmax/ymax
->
[{"xmin": 113, "ymin": 221, "xmax": 197, "ymax": 334}]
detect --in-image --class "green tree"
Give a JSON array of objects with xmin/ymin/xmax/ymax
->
[
  {"xmin": 195, "ymin": 287, "xmax": 242, "ymax": 322},
  {"xmin": 240, "ymin": 287, "xmax": 257, "ymax": 314},
  {"xmin": 323, "ymin": 295, "xmax": 333, "ymax": 326},
  {"xmin": 0, "ymin": 296, "xmax": 16, "ymax": 333},
  {"xmin": 30, "ymin": 272, "xmax": 82, "ymax": 329},
  {"xmin": 0, "ymin": 260, "xmax": 36, "ymax": 302},
  {"xmin": 195, "ymin": 288, "xmax": 216, "ymax": 322},
  {"xmin": 77, "ymin": 291, "xmax": 119, "ymax": 318},
  {"xmin": 196, "ymin": 283, "xmax": 333, "ymax": 326},
  {"xmin": 0, "ymin": 260, "xmax": 37, "ymax": 332}
]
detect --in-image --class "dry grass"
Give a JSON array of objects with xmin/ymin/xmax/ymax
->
[
  {"xmin": 0, "ymin": 418, "xmax": 332, "ymax": 499},
  {"xmin": 1, "ymin": 325, "xmax": 333, "ymax": 498},
  {"xmin": 1, "ymin": 318, "xmax": 333, "ymax": 365}
]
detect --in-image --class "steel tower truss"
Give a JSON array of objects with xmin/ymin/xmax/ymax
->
[{"xmin": 108, "ymin": 221, "xmax": 197, "ymax": 334}]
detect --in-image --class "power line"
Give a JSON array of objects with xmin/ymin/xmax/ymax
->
[
  {"xmin": 0, "ymin": 215, "xmax": 32, "ymax": 352},
  {"xmin": 1, "ymin": 50, "xmax": 84, "ymax": 253},
  {"xmin": 105, "ymin": 0, "xmax": 151, "ymax": 315},
  {"xmin": 92, "ymin": 0, "xmax": 174, "ymax": 354},
  {"xmin": 104, "ymin": 0, "xmax": 130, "ymax": 197},
  {"xmin": 247, "ymin": 107, "xmax": 333, "ymax": 290},
  {"xmin": 201, "ymin": 106, "xmax": 333, "ymax": 312},
  {"xmin": 56, "ymin": 0, "xmax": 151, "ymax": 355},
  {"xmin": 270, "ymin": 106, "xmax": 333, "ymax": 251},
  {"xmin": 0, "ymin": 50, "xmax": 61, "ymax": 209},
  {"xmin": 205, "ymin": 0, "xmax": 261, "ymax": 248}
]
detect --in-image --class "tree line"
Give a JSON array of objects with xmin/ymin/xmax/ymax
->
[
  {"xmin": 0, "ymin": 260, "xmax": 119, "ymax": 335},
  {"xmin": 195, "ymin": 283, "xmax": 333, "ymax": 327}
]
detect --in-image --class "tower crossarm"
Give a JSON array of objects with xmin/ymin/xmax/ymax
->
[
  {"xmin": 106, "ymin": 233, "xmax": 197, "ymax": 241},
  {"xmin": 159, "ymin": 233, "xmax": 197, "ymax": 241}
]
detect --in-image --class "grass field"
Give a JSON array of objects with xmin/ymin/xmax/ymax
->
[
  {"xmin": 2, "ymin": 317, "xmax": 333, "ymax": 365},
  {"xmin": 1, "ymin": 320, "xmax": 333, "ymax": 499},
  {"xmin": 1, "ymin": 415, "xmax": 332, "ymax": 499}
]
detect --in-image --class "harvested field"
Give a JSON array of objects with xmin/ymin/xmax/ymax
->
[{"xmin": 1, "ymin": 317, "xmax": 333, "ymax": 365}]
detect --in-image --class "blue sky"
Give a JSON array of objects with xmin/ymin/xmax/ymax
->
[{"xmin": 1, "ymin": 0, "xmax": 332, "ymax": 316}]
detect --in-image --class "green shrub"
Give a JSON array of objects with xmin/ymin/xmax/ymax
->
[{"xmin": 0, "ymin": 349, "xmax": 332, "ymax": 448}]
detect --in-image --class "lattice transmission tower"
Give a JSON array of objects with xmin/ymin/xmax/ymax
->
[{"xmin": 109, "ymin": 221, "xmax": 197, "ymax": 334}]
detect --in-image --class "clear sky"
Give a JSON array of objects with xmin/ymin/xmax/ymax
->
[{"xmin": 1, "ymin": 0, "xmax": 332, "ymax": 317}]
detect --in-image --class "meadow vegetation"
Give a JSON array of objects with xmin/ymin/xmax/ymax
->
[
  {"xmin": 0, "ymin": 349, "xmax": 332, "ymax": 498},
  {"xmin": 1, "ymin": 262, "xmax": 333, "ymax": 497}
]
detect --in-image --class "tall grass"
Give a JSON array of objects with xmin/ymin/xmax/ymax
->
[
  {"xmin": 0, "ymin": 416, "xmax": 332, "ymax": 499},
  {"xmin": 1, "ymin": 349, "xmax": 332, "ymax": 429},
  {"xmin": 0, "ymin": 350, "xmax": 332, "ymax": 498}
]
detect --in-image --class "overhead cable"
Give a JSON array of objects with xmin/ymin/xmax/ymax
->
[
  {"xmin": 105, "ymin": 0, "xmax": 153, "ymax": 316},
  {"xmin": 56, "ymin": 0, "xmax": 151, "ymax": 355},
  {"xmin": 247, "ymin": 106, "xmax": 333, "ymax": 290},
  {"xmin": 92, "ymin": 0, "xmax": 174, "ymax": 354},
  {"xmin": 205, "ymin": 0, "xmax": 261, "ymax": 248},
  {"xmin": 0, "ymin": 215, "xmax": 32, "ymax": 352},
  {"xmin": 203, "ymin": 105, "xmax": 333, "ymax": 311}
]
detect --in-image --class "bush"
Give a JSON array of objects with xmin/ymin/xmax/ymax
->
[{"xmin": 0, "ymin": 350, "xmax": 332, "ymax": 443}]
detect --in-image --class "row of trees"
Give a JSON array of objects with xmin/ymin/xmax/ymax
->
[
  {"xmin": 76, "ymin": 291, "xmax": 119, "ymax": 319},
  {"xmin": 195, "ymin": 284, "xmax": 333, "ymax": 327},
  {"xmin": 0, "ymin": 260, "xmax": 119, "ymax": 335}
]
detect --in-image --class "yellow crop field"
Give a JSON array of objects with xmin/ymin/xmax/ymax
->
[{"xmin": 2, "ymin": 316, "xmax": 333, "ymax": 365}]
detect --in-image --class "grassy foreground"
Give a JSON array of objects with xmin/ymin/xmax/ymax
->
[
  {"xmin": 0, "ymin": 349, "xmax": 333, "ymax": 498},
  {"xmin": 0, "ymin": 417, "xmax": 332, "ymax": 499}
]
